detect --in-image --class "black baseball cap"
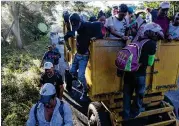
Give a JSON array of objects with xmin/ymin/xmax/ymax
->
[
  {"xmin": 69, "ymin": 13, "xmax": 81, "ymax": 31},
  {"xmin": 119, "ymin": 4, "xmax": 128, "ymax": 13}
]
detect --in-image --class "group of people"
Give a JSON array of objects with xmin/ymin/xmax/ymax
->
[
  {"xmin": 26, "ymin": 41, "xmax": 73, "ymax": 125},
  {"xmin": 26, "ymin": 1, "xmax": 179, "ymax": 125},
  {"xmin": 63, "ymin": 1, "xmax": 178, "ymax": 121}
]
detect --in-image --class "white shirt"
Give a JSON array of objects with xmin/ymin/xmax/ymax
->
[
  {"xmin": 26, "ymin": 98, "xmax": 73, "ymax": 126},
  {"xmin": 105, "ymin": 16, "xmax": 127, "ymax": 39},
  {"xmin": 146, "ymin": 13, "xmax": 152, "ymax": 23},
  {"xmin": 169, "ymin": 23, "xmax": 179, "ymax": 39}
]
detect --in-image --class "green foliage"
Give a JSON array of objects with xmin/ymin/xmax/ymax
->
[
  {"xmin": 143, "ymin": 1, "xmax": 179, "ymax": 19},
  {"xmin": 104, "ymin": 6, "xmax": 112, "ymax": 18},
  {"xmin": 72, "ymin": 1, "xmax": 88, "ymax": 12},
  {"xmin": 1, "ymin": 36, "xmax": 49, "ymax": 125},
  {"xmin": 19, "ymin": 3, "xmax": 48, "ymax": 44}
]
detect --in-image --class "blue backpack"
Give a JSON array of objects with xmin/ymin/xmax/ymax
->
[{"xmin": 34, "ymin": 100, "xmax": 64, "ymax": 126}]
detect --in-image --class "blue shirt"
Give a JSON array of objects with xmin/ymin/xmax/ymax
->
[{"xmin": 26, "ymin": 98, "xmax": 73, "ymax": 126}]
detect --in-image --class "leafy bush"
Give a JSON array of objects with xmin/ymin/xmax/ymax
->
[{"xmin": 1, "ymin": 36, "xmax": 49, "ymax": 125}]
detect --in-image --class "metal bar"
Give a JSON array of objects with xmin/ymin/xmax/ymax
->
[{"xmin": 145, "ymin": 119, "xmax": 176, "ymax": 126}]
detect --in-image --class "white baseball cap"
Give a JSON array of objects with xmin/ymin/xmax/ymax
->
[
  {"xmin": 44, "ymin": 62, "xmax": 53, "ymax": 69},
  {"xmin": 40, "ymin": 83, "xmax": 56, "ymax": 104},
  {"xmin": 160, "ymin": 2, "xmax": 170, "ymax": 9}
]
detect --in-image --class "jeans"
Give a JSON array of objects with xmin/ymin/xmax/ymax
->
[
  {"xmin": 70, "ymin": 53, "xmax": 89, "ymax": 92},
  {"xmin": 123, "ymin": 72, "xmax": 146, "ymax": 119}
]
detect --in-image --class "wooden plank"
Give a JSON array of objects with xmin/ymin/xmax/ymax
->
[
  {"xmin": 109, "ymin": 95, "xmax": 163, "ymax": 109},
  {"xmin": 137, "ymin": 106, "xmax": 174, "ymax": 118},
  {"xmin": 145, "ymin": 119, "xmax": 176, "ymax": 126},
  {"xmin": 117, "ymin": 106, "xmax": 174, "ymax": 122},
  {"xmin": 145, "ymin": 101, "xmax": 161, "ymax": 107},
  {"xmin": 143, "ymin": 95, "xmax": 164, "ymax": 104}
]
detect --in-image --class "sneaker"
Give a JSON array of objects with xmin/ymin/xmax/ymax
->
[{"xmin": 130, "ymin": 111, "xmax": 141, "ymax": 118}]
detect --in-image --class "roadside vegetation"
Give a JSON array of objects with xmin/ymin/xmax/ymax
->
[{"xmin": 1, "ymin": 36, "xmax": 49, "ymax": 125}]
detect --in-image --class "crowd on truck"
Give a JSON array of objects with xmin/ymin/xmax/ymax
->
[{"xmin": 26, "ymin": 1, "xmax": 179, "ymax": 125}]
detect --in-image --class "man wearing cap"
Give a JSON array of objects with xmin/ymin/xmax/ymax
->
[
  {"xmin": 105, "ymin": 4, "xmax": 129, "ymax": 42},
  {"xmin": 64, "ymin": 13, "xmax": 103, "ymax": 101},
  {"xmin": 154, "ymin": 1, "xmax": 170, "ymax": 38},
  {"xmin": 27, "ymin": 83, "xmax": 73, "ymax": 126},
  {"xmin": 40, "ymin": 62, "xmax": 64, "ymax": 100},
  {"xmin": 40, "ymin": 45, "xmax": 58, "ymax": 69}
]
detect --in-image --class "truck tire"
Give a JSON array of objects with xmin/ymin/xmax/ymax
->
[{"xmin": 88, "ymin": 102, "xmax": 112, "ymax": 126}]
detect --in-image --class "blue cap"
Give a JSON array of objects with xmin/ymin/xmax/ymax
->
[{"xmin": 128, "ymin": 7, "xmax": 134, "ymax": 14}]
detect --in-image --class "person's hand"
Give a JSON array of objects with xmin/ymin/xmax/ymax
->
[
  {"xmin": 64, "ymin": 31, "xmax": 75, "ymax": 41},
  {"xmin": 167, "ymin": 35, "xmax": 172, "ymax": 42},
  {"xmin": 67, "ymin": 46, "xmax": 71, "ymax": 52},
  {"xmin": 91, "ymin": 37, "xmax": 96, "ymax": 41},
  {"xmin": 122, "ymin": 36, "xmax": 129, "ymax": 40}
]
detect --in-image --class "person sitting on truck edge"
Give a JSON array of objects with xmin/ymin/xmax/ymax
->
[
  {"xmin": 26, "ymin": 83, "xmax": 73, "ymax": 126},
  {"xmin": 123, "ymin": 23, "xmax": 164, "ymax": 120},
  {"xmin": 105, "ymin": 4, "xmax": 129, "ymax": 42},
  {"xmin": 168, "ymin": 12, "xmax": 179, "ymax": 41},
  {"xmin": 154, "ymin": 1, "xmax": 170, "ymax": 39},
  {"xmin": 40, "ymin": 62, "xmax": 64, "ymax": 100},
  {"xmin": 64, "ymin": 13, "xmax": 103, "ymax": 102},
  {"xmin": 40, "ymin": 45, "xmax": 58, "ymax": 68},
  {"xmin": 97, "ymin": 10, "xmax": 107, "ymax": 37}
]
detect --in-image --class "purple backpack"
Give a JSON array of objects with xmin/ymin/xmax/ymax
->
[{"xmin": 115, "ymin": 39, "xmax": 150, "ymax": 72}]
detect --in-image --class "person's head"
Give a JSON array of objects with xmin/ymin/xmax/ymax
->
[
  {"xmin": 128, "ymin": 7, "xmax": 134, "ymax": 16},
  {"xmin": 112, "ymin": 5, "xmax": 119, "ymax": 16},
  {"xmin": 118, "ymin": 4, "xmax": 128, "ymax": 21},
  {"xmin": 89, "ymin": 16, "xmax": 97, "ymax": 22},
  {"xmin": 158, "ymin": 2, "xmax": 170, "ymax": 17},
  {"xmin": 48, "ymin": 45, "xmax": 53, "ymax": 51},
  {"xmin": 174, "ymin": 12, "xmax": 179, "ymax": 26},
  {"xmin": 52, "ymin": 43, "xmax": 56, "ymax": 48},
  {"xmin": 98, "ymin": 15, "xmax": 106, "ymax": 25},
  {"xmin": 44, "ymin": 62, "xmax": 54, "ymax": 77},
  {"xmin": 40, "ymin": 83, "xmax": 56, "ymax": 108},
  {"xmin": 146, "ymin": 8, "xmax": 151, "ymax": 13},
  {"xmin": 69, "ymin": 13, "xmax": 81, "ymax": 31},
  {"xmin": 143, "ymin": 22, "xmax": 164, "ymax": 41}
]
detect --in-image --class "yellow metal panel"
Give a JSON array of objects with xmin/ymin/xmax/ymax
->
[
  {"xmin": 152, "ymin": 42, "xmax": 179, "ymax": 91},
  {"xmin": 90, "ymin": 39, "xmax": 124, "ymax": 95}
]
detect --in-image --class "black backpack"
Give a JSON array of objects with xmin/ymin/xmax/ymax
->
[{"xmin": 34, "ymin": 100, "xmax": 64, "ymax": 126}]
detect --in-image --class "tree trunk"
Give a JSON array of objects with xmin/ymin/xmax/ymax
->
[{"xmin": 10, "ymin": 2, "xmax": 23, "ymax": 49}]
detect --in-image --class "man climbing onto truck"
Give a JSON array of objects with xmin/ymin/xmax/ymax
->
[
  {"xmin": 116, "ymin": 22, "xmax": 164, "ymax": 120},
  {"xmin": 64, "ymin": 13, "xmax": 103, "ymax": 102}
]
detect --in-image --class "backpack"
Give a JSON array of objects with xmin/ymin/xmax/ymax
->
[
  {"xmin": 115, "ymin": 39, "xmax": 150, "ymax": 72},
  {"xmin": 34, "ymin": 100, "xmax": 64, "ymax": 126}
]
